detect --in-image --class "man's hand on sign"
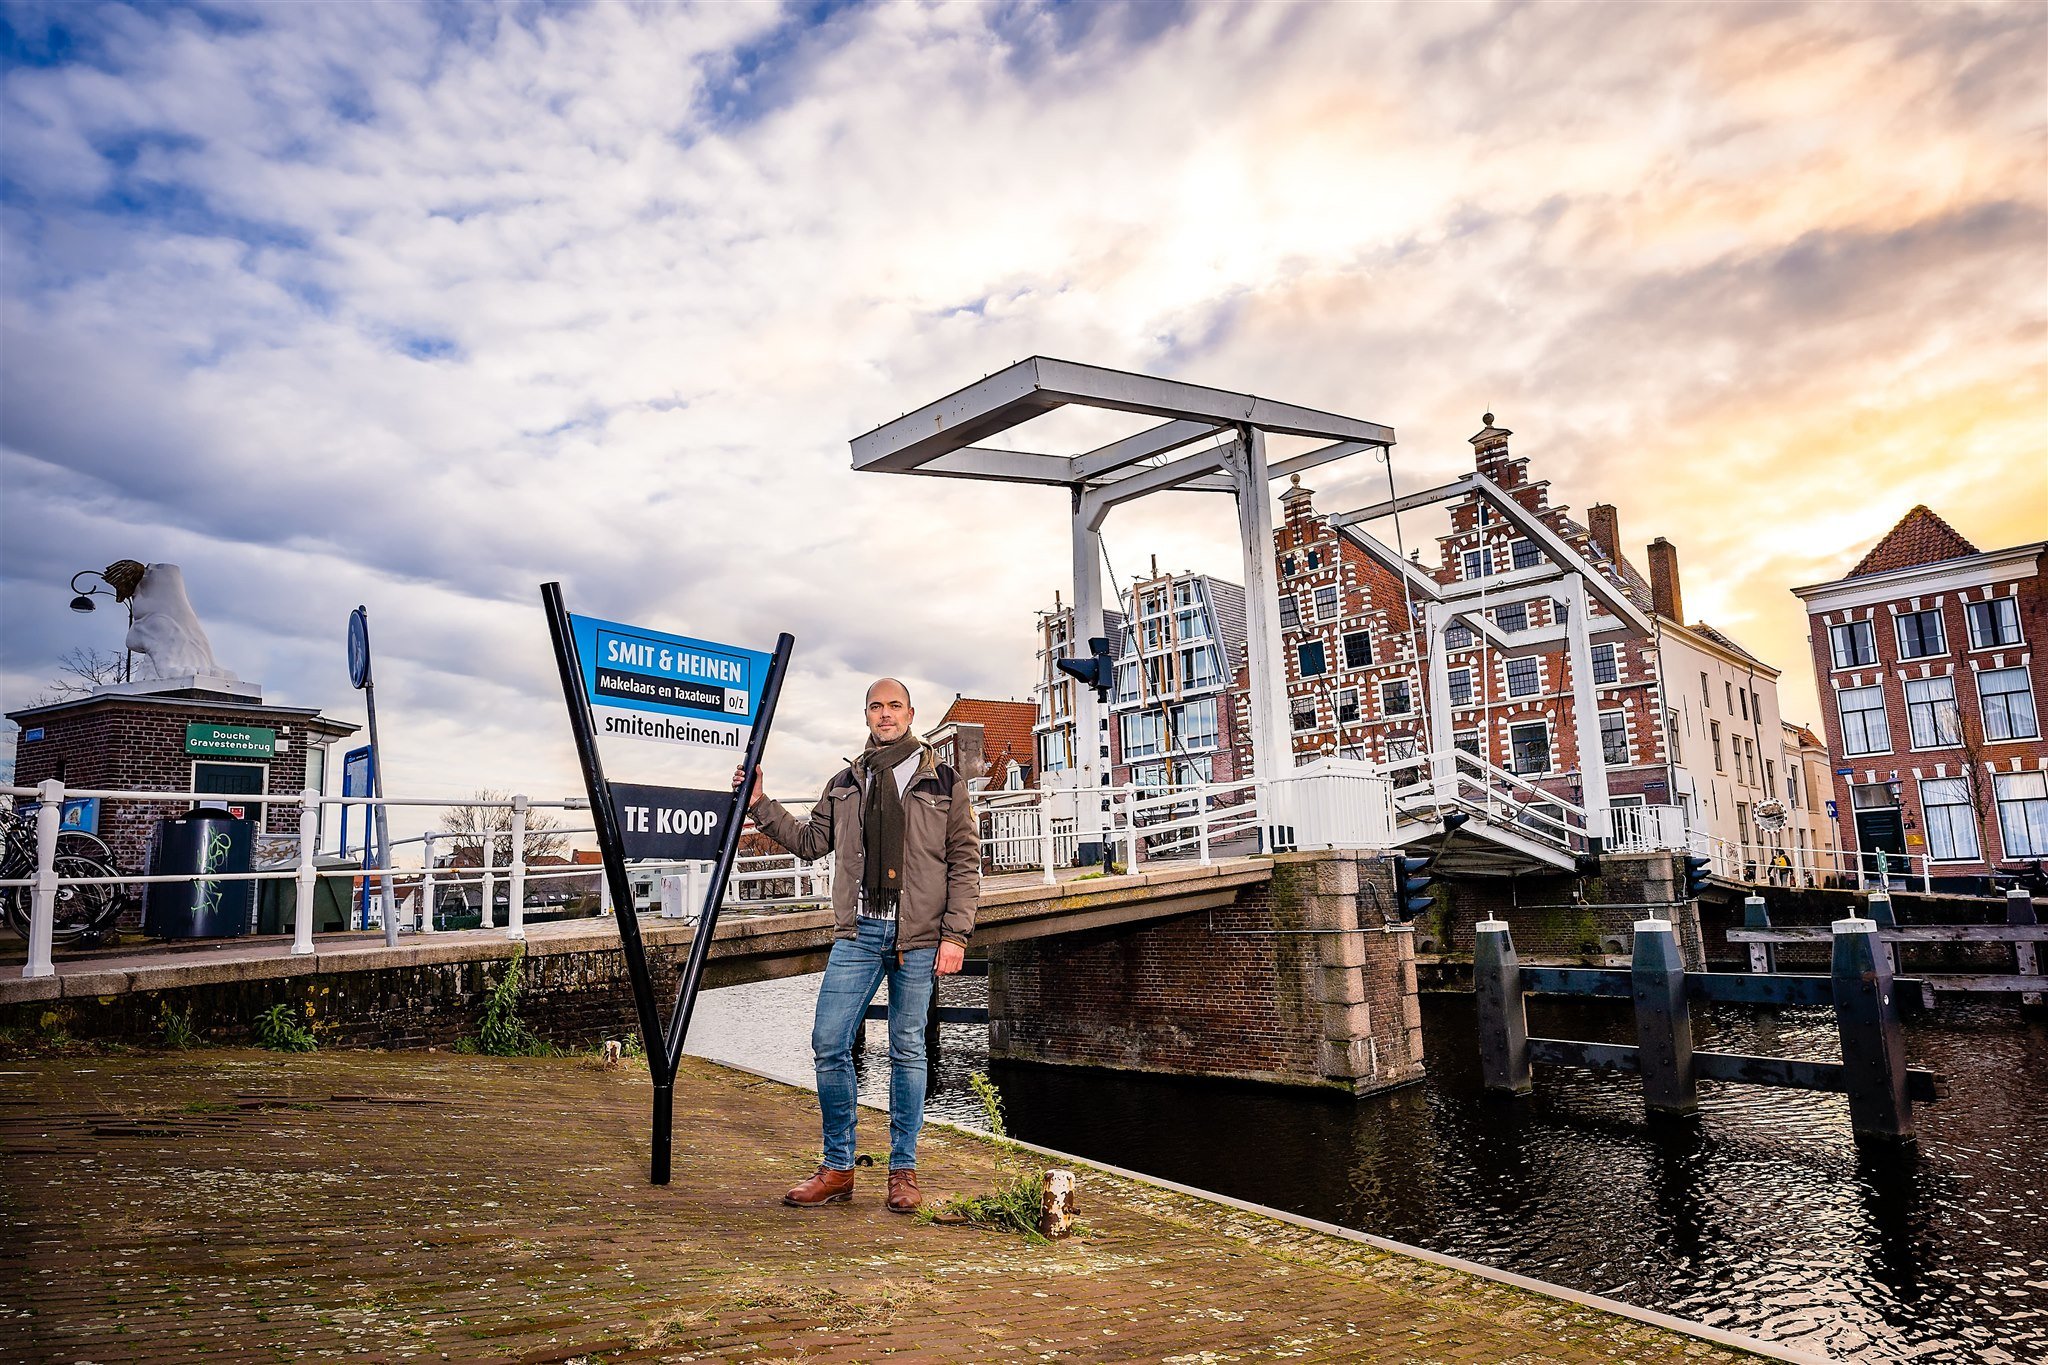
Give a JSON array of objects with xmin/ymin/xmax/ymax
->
[
  {"xmin": 732, "ymin": 764, "xmax": 765, "ymax": 808},
  {"xmin": 937, "ymin": 941, "xmax": 965, "ymax": 976}
]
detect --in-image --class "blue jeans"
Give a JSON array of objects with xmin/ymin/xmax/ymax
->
[{"xmin": 812, "ymin": 916, "xmax": 937, "ymax": 1171}]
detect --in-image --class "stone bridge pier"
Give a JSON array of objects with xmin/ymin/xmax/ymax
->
[{"xmin": 987, "ymin": 851, "xmax": 1427, "ymax": 1096}]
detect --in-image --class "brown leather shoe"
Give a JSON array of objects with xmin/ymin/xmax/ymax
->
[
  {"xmin": 886, "ymin": 1168, "xmax": 921, "ymax": 1215},
  {"xmin": 783, "ymin": 1165, "xmax": 855, "ymax": 1207}
]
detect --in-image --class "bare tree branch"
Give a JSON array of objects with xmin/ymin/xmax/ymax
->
[{"xmin": 435, "ymin": 789, "xmax": 568, "ymax": 865}]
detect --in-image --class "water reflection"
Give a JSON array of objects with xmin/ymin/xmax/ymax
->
[{"xmin": 686, "ymin": 978, "xmax": 2048, "ymax": 1363}]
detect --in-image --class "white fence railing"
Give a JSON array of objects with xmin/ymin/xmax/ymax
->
[{"xmin": 1, "ymin": 781, "xmax": 600, "ymax": 978}]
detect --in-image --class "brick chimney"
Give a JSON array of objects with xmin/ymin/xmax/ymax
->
[
  {"xmin": 1587, "ymin": 504, "xmax": 1620, "ymax": 562},
  {"xmin": 1647, "ymin": 536, "xmax": 1683, "ymax": 623}
]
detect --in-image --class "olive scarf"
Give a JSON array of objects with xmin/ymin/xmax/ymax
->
[{"xmin": 859, "ymin": 735, "xmax": 922, "ymax": 914}]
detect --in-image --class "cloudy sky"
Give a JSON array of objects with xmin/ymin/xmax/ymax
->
[{"xmin": 2, "ymin": 0, "xmax": 2044, "ymax": 821}]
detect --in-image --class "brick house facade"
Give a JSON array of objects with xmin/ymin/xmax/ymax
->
[
  {"xmin": 1271, "ymin": 418, "xmax": 1801, "ymax": 865},
  {"xmin": 1792, "ymin": 507, "xmax": 2048, "ymax": 883}
]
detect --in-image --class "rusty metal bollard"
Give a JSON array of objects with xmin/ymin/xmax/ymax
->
[{"xmin": 1039, "ymin": 1169, "xmax": 1076, "ymax": 1239}]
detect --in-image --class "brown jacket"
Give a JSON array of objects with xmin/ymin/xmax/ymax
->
[{"xmin": 748, "ymin": 741, "xmax": 980, "ymax": 950}]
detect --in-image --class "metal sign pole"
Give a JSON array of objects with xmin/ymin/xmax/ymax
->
[
  {"xmin": 351, "ymin": 607, "xmax": 400, "ymax": 947},
  {"xmin": 661, "ymin": 632, "xmax": 793, "ymax": 1079},
  {"xmin": 541, "ymin": 581, "xmax": 794, "ymax": 1186}
]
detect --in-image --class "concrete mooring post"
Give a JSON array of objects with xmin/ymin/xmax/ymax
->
[
  {"xmin": 1831, "ymin": 916, "xmax": 1914, "ymax": 1145},
  {"xmin": 1473, "ymin": 919, "xmax": 1531, "ymax": 1095},
  {"xmin": 1632, "ymin": 919, "xmax": 1698, "ymax": 1116}
]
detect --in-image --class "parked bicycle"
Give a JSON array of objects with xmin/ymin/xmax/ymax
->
[{"xmin": 1, "ymin": 807, "xmax": 128, "ymax": 946}]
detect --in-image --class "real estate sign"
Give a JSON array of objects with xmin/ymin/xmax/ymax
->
[{"xmin": 569, "ymin": 613, "xmax": 772, "ymax": 751}]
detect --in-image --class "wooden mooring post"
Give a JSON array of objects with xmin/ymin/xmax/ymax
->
[
  {"xmin": 1831, "ymin": 916, "xmax": 1914, "ymax": 1143},
  {"xmin": 1473, "ymin": 919, "xmax": 1531, "ymax": 1095},
  {"xmin": 1632, "ymin": 919, "xmax": 1697, "ymax": 1116},
  {"xmin": 1475, "ymin": 915, "xmax": 1939, "ymax": 1144},
  {"xmin": 2006, "ymin": 889, "xmax": 2041, "ymax": 1008}
]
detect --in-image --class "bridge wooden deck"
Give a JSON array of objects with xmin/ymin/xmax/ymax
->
[{"xmin": 0, "ymin": 858, "xmax": 1273, "ymax": 1009}]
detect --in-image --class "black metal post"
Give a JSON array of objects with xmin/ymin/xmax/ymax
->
[
  {"xmin": 924, "ymin": 982, "xmax": 942, "ymax": 1096},
  {"xmin": 1831, "ymin": 915, "xmax": 1914, "ymax": 1144},
  {"xmin": 1473, "ymin": 919, "xmax": 1531, "ymax": 1095},
  {"xmin": 1632, "ymin": 919, "xmax": 1698, "ymax": 1116},
  {"xmin": 660, "ymin": 633, "xmax": 794, "ymax": 1080},
  {"xmin": 542, "ymin": 583, "xmax": 678, "ymax": 1183}
]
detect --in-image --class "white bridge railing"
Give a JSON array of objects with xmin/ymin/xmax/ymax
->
[
  {"xmin": 1387, "ymin": 748, "xmax": 1594, "ymax": 853},
  {"xmin": 1, "ymin": 781, "xmax": 600, "ymax": 979}
]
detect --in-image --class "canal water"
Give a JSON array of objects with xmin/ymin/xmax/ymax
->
[{"xmin": 686, "ymin": 977, "xmax": 2048, "ymax": 1363}]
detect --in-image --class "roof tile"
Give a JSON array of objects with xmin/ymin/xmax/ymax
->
[{"xmin": 1849, "ymin": 506, "xmax": 1980, "ymax": 578}]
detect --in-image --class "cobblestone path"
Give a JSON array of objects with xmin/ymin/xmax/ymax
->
[{"xmin": 0, "ymin": 1049, "xmax": 1776, "ymax": 1362}]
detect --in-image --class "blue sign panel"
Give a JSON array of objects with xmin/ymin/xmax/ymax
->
[
  {"xmin": 60, "ymin": 797, "xmax": 99, "ymax": 834},
  {"xmin": 569, "ymin": 613, "xmax": 772, "ymax": 751}
]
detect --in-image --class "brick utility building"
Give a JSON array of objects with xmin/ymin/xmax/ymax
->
[
  {"xmin": 1792, "ymin": 507, "xmax": 2047, "ymax": 886},
  {"xmin": 7, "ymin": 677, "xmax": 358, "ymax": 880},
  {"xmin": 1276, "ymin": 417, "xmax": 1805, "ymax": 871}
]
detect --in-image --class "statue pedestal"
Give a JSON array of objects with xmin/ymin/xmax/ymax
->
[{"xmin": 91, "ymin": 674, "xmax": 262, "ymax": 702}]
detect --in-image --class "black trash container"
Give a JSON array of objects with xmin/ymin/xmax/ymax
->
[{"xmin": 143, "ymin": 807, "xmax": 255, "ymax": 938}]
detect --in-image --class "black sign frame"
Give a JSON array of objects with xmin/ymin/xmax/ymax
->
[{"xmin": 542, "ymin": 581, "xmax": 793, "ymax": 1185}]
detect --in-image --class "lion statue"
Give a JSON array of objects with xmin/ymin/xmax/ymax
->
[{"xmin": 102, "ymin": 560, "xmax": 235, "ymax": 681}]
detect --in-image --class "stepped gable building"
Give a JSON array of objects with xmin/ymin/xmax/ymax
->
[
  {"xmin": 1277, "ymin": 417, "xmax": 1799, "ymax": 872},
  {"xmin": 927, "ymin": 695, "xmax": 1040, "ymax": 791},
  {"xmin": 1792, "ymin": 507, "xmax": 2047, "ymax": 883}
]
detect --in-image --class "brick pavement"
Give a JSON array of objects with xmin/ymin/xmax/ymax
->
[{"xmin": 0, "ymin": 1048, "xmax": 1778, "ymax": 1363}]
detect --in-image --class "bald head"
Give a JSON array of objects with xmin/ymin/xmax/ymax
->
[{"xmin": 864, "ymin": 677, "xmax": 914, "ymax": 744}]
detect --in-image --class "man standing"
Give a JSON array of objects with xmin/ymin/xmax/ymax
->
[{"xmin": 736, "ymin": 678, "xmax": 979, "ymax": 1213}]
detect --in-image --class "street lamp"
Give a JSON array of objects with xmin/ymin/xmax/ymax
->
[{"xmin": 67, "ymin": 567, "xmax": 133, "ymax": 682}]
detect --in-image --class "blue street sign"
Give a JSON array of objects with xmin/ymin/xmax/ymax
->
[{"xmin": 569, "ymin": 613, "xmax": 773, "ymax": 751}]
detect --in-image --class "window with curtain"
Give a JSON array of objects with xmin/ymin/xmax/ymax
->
[
  {"xmin": 1839, "ymin": 685, "xmax": 1890, "ymax": 755},
  {"xmin": 1919, "ymin": 778, "xmax": 1980, "ymax": 861},
  {"xmin": 1895, "ymin": 608, "xmax": 1946, "ymax": 659},
  {"xmin": 1995, "ymin": 772, "xmax": 2048, "ymax": 858},
  {"xmin": 1903, "ymin": 675, "xmax": 1960, "ymax": 748},
  {"xmin": 1967, "ymin": 597, "xmax": 2021, "ymax": 648},
  {"xmin": 1978, "ymin": 666, "xmax": 2039, "ymax": 741},
  {"xmin": 1830, "ymin": 620, "xmax": 1876, "ymax": 669}
]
